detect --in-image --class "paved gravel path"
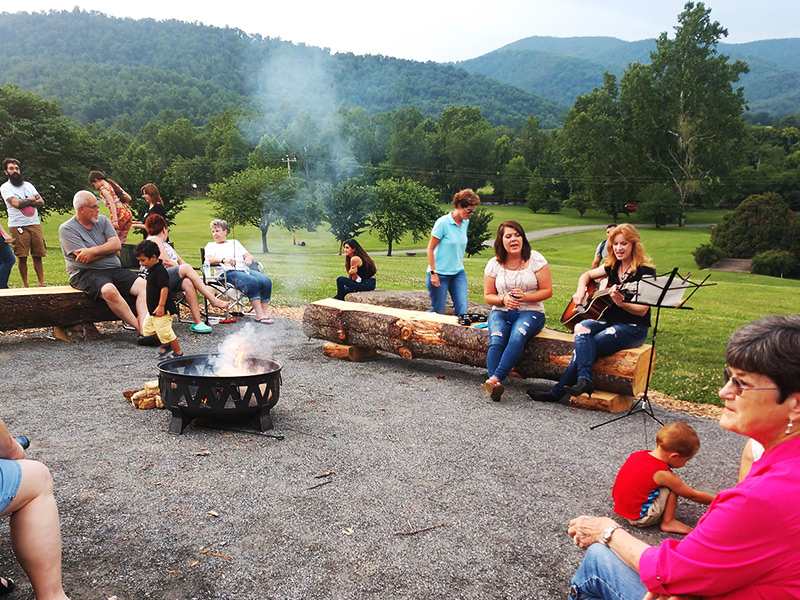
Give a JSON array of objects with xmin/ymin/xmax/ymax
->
[{"xmin": 0, "ymin": 317, "xmax": 739, "ymax": 599}]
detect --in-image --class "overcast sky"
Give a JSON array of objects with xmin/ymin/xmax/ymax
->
[{"xmin": 18, "ymin": 0, "xmax": 800, "ymax": 62}]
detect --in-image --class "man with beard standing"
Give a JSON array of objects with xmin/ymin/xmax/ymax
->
[
  {"xmin": 0, "ymin": 158, "xmax": 46, "ymax": 287},
  {"xmin": 59, "ymin": 190, "xmax": 147, "ymax": 339}
]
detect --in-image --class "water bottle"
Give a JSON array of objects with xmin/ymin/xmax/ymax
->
[{"xmin": 203, "ymin": 257, "xmax": 212, "ymax": 279}]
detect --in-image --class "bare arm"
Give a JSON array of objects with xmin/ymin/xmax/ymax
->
[
  {"xmin": 151, "ymin": 237, "xmax": 178, "ymax": 268},
  {"xmin": 591, "ymin": 256, "xmax": 602, "ymax": 269},
  {"xmin": 73, "ymin": 234, "xmax": 121, "ymax": 264},
  {"xmin": 348, "ymin": 256, "xmax": 363, "ymax": 280},
  {"xmin": 98, "ymin": 187, "xmax": 119, "ymax": 224},
  {"xmin": 652, "ymin": 470, "xmax": 715, "ymax": 505},
  {"xmin": 738, "ymin": 440, "xmax": 755, "ymax": 483},
  {"xmin": 426, "ymin": 236, "xmax": 441, "ymax": 287},
  {"xmin": 155, "ymin": 286, "xmax": 169, "ymax": 318},
  {"xmin": 484, "ymin": 274, "xmax": 507, "ymax": 307},
  {"xmin": 0, "ymin": 418, "xmax": 25, "ymax": 460},
  {"xmin": 0, "ymin": 223, "xmax": 12, "ymax": 243},
  {"xmin": 573, "ymin": 267, "xmax": 607, "ymax": 304}
]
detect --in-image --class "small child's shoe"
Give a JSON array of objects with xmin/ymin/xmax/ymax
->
[{"xmin": 157, "ymin": 345, "xmax": 172, "ymax": 359}]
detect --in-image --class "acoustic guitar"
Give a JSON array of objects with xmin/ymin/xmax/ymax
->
[{"xmin": 560, "ymin": 279, "xmax": 637, "ymax": 332}]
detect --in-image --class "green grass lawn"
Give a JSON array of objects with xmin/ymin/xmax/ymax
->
[{"xmin": 20, "ymin": 199, "xmax": 799, "ymax": 406}]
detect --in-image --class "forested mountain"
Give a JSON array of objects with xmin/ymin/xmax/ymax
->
[
  {"xmin": 458, "ymin": 36, "xmax": 800, "ymax": 123},
  {"xmin": 0, "ymin": 9, "xmax": 565, "ymax": 130}
]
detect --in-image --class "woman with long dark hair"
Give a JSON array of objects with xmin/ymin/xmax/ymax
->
[
  {"xmin": 482, "ymin": 221, "xmax": 551, "ymax": 401},
  {"xmin": 334, "ymin": 239, "xmax": 376, "ymax": 300},
  {"xmin": 88, "ymin": 170, "xmax": 133, "ymax": 243},
  {"xmin": 529, "ymin": 223, "xmax": 655, "ymax": 402},
  {"xmin": 131, "ymin": 183, "xmax": 168, "ymax": 236}
]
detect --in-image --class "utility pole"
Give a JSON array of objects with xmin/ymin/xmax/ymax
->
[
  {"xmin": 282, "ymin": 155, "xmax": 297, "ymax": 173},
  {"xmin": 282, "ymin": 155, "xmax": 298, "ymax": 244}
]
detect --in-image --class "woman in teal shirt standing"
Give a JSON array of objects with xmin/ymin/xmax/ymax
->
[{"xmin": 426, "ymin": 189, "xmax": 480, "ymax": 315}]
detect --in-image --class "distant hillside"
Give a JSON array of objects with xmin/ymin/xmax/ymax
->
[
  {"xmin": 0, "ymin": 10, "xmax": 566, "ymax": 130},
  {"xmin": 458, "ymin": 36, "xmax": 800, "ymax": 122}
]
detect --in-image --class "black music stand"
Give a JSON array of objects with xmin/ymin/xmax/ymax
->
[{"xmin": 590, "ymin": 268, "xmax": 713, "ymax": 436}]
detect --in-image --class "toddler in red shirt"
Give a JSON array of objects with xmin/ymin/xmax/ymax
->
[{"xmin": 612, "ymin": 422, "xmax": 715, "ymax": 534}]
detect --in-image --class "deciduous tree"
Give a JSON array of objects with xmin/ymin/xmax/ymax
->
[{"xmin": 370, "ymin": 177, "xmax": 440, "ymax": 256}]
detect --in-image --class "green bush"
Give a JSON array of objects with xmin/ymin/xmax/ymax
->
[
  {"xmin": 693, "ymin": 244, "xmax": 723, "ymax": 269},
  {"xmin": 750, "ymin": 250, "xmax": 800, "ymax": 278}
]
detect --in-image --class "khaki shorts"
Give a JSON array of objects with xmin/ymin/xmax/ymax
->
[
  {"xmin": 627, "ymin": 486, "xmax": 670, "ymax": 528},
  {"xmin": 142, "ymin": 313, "xmax": 177, "ymax": 344},
  {"xmin": 11, "ymin": 224, "xmax": 46, "ymax": 258}
]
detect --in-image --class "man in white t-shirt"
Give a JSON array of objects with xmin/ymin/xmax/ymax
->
[{"xmin": 0, "ymin": 158, "xmax": 46, "ymax": 287}]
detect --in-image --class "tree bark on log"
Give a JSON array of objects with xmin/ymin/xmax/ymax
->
[
  {"xmin": 347, "ymin": 289, "xmax": 490, "ymax": 316},
  {"xmin": 0, "ymin": 286, "xmax": 121, "ymax": 331},
  {"xmin": 303, "ymin": 299, "xmax": 652, "ymax": 396}
]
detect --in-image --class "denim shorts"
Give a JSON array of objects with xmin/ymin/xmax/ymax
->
[{"xmin": 0, "ymin": 459, "xmax": 22, "ymax": 513}]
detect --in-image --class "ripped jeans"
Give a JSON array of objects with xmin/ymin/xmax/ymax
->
[
  {"xmin": 550, "ymin": 319, "xmax": 648, "ymax": 398},
  {"xmin": 487, "ymin": 309, "xmax": 545, "ymax": 382}
]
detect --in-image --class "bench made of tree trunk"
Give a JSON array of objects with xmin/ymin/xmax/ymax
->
[
  {"xmin": 302, "ymin": 298, "xmax": 654, "ymax": 411},
  {"xmin": 0, "ymin": 286, "xmax": 124, "ymax": 341},
  {"xmin": 347, "ymin": 289, "xmax": 490, "ymax": 316}
]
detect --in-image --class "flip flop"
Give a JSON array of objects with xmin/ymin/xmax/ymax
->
[
  {"xmin": 258, "ymin": 318, "xmax": 274, "ymax": 325},
  {"xmin": 0, "ymin": 577, "xmax": 15, "ymax": 596}
]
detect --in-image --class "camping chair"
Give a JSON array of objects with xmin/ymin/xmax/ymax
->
[{"xmin": 199, "ymin": 247, "xmax": 265, "ymax": 321}]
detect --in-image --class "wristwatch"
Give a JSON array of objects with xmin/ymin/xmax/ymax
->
[
  {"xmin": 602, "ymin": 524, "xmax": 624, "ymax": 546},
  {"xmin": 430, "ymin": 270, "xmax": 437, "ymax": 275}
]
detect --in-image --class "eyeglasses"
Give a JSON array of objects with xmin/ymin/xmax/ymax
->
[
  {"xmin": 464, "ymin": 208, "xmax": 475, "ymax": 215},
  {"xmin": 81, "ymin": 204, "xmax": 100, "ymax": 211},
  {"xmin": 723, "ymin": 368, "xmax": 780, "ymax": 396}
]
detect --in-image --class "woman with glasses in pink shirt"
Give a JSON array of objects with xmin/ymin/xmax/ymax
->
[{"xmin": 566, "ymin": 315, "xmax": 800, "ymax": 600}]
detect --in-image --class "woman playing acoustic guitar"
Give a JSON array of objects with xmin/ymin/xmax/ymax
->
[{"xmin": 528, "ymin": 223, "xmax": 655, "ymax": 402}]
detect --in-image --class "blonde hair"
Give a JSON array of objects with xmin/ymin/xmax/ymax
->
[
  {"xmin": 656, "ymin": 422, "xmax": 700, "ymax": 457},
  {"xmin": 604, "ymin": 223, "xmax": 654, "ymax": 274}
]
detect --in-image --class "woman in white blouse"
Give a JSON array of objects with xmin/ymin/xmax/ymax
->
[{"xmin": 482, "ymin": 221, "xmax": 552, "ymax": 401}]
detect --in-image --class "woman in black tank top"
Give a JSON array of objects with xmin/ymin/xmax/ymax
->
[{"xmin": 334, "ymin": 238, "xmax": 376, "ymax": 300}]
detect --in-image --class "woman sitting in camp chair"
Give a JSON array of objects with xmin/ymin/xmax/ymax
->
[{"xmin": 204, "ymin": 219, "xmax": 274, "ymax": 324}]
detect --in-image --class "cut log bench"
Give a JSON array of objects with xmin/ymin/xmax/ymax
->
[
  {"xmin": 302, "ymin": 297, "xmax": 654, "ymax": 413},
  {"xmin": 0, "ymin": 286, "xmax": 126, "ymax": 342}
]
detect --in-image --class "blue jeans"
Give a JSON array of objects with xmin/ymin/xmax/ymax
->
[
  {"xmin": 487, "ymin": 310, "xmax": 545, "ymax": 382},
  {"xmin": 0, "ymin": 238, "xmax": 15, "ymax": 289},
  {"xmin": 569, "ymin": 543, "xmax": 646, "ymax": 600},
  {"xmin": 550, "ymin": 319, "xmax": 648, "ymax": 398},
  {"xmin": 225, "ymin": 270, "xmax": 272, "ymax": 303},
  {"xmin": 427, "ymin": 270, "xmax": 468, "ymax": 316},
  {"xmin": 335, "ymin": 276, "xmax": 376, "ymax": 299}
]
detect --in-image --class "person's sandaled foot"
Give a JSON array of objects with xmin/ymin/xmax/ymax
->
[
  {"xmin": 212, "ymin": 299, "xmax": 231, "ymax": 310},
  {"xmin": 157, "ymin": 345, "xmax": 172, "ymax": 358},
  {"xmin": 258, "ymin": 317, "xmax": 274, "ymax": 324},
  {"xmin": 0, "ymin": 576, "xmax": 16, "ymax": 596},
  {"xmin": 482, "ymin": 380, "xmax": 505, "ymax": 402},
  {"xmin": 190, "ymin": 322, "xmax": 213, "ymax": 334}
]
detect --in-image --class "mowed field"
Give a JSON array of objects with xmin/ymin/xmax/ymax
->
[{"xmin": 18, "ymin": 198, "xmax": 798, "ymax": 406}]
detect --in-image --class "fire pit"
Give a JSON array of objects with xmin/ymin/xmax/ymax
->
[{"xmin": 157, "ymin": 353, "xmax": 282, "ymax": 435}]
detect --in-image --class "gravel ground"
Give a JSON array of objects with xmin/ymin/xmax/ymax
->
[{"xmin": 0, "ymin": 317, "xmax": 743, "ymax": 600}]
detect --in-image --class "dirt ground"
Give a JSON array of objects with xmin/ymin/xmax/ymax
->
[{"xmin": 0, "ymin": 313, "xmax": 741, "ymax": 600}]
